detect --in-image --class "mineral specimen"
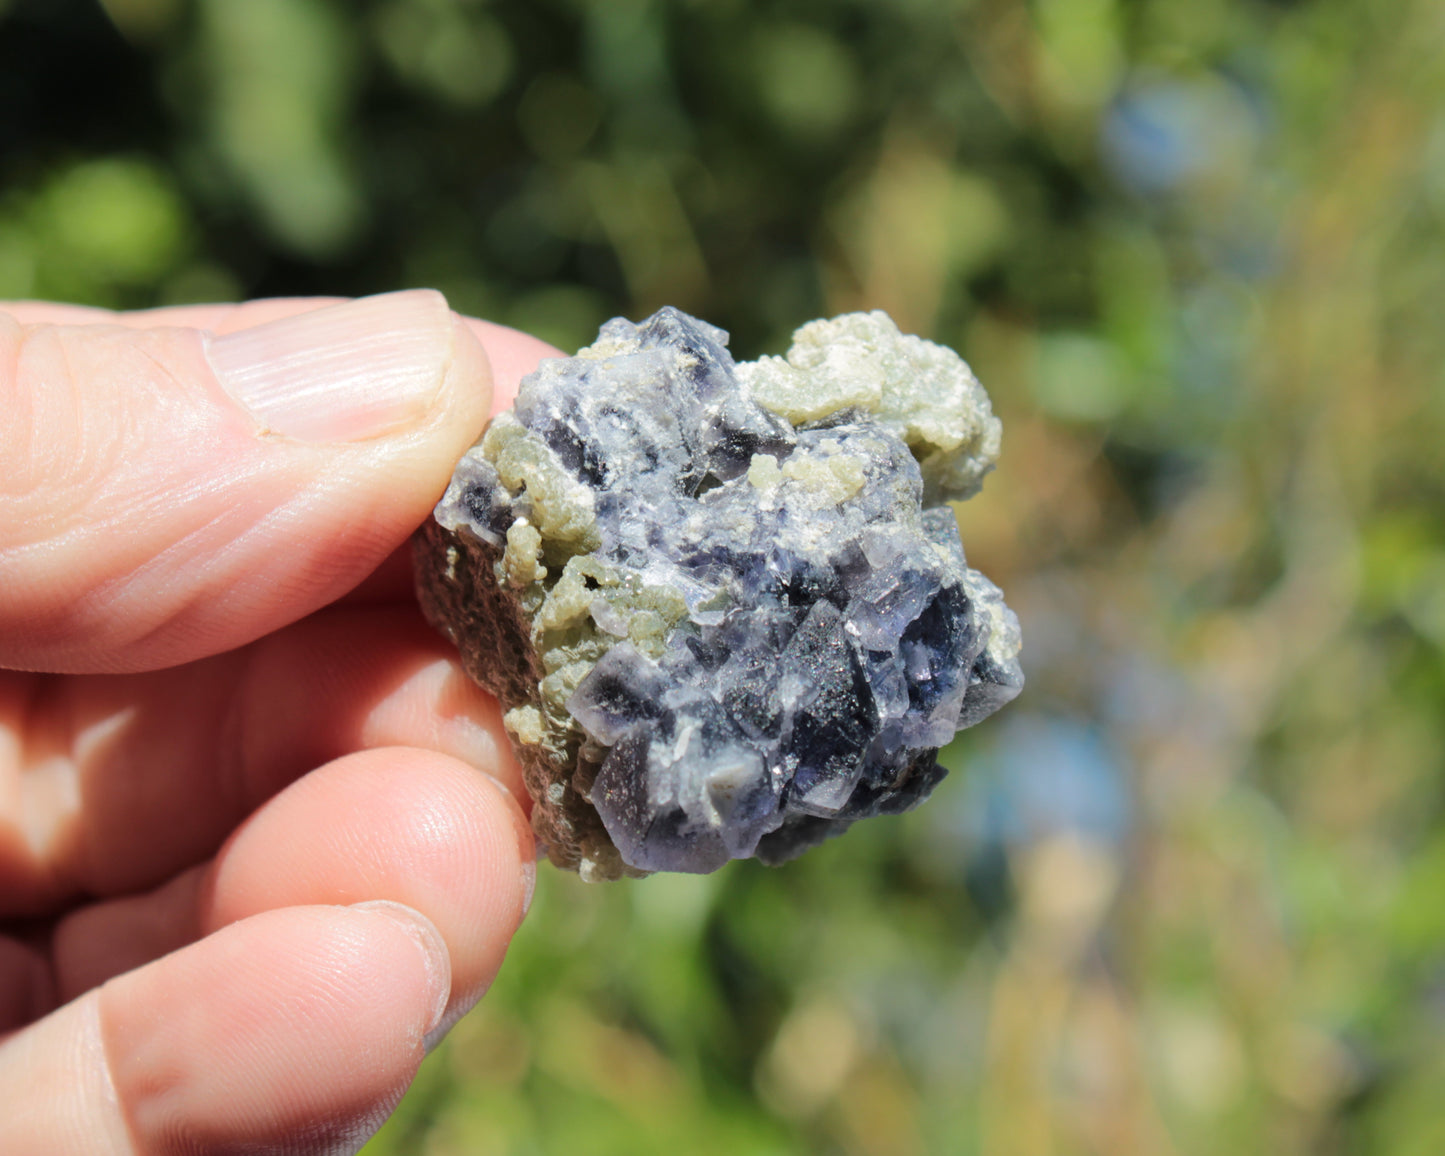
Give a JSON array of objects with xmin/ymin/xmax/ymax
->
[{"xmin": 414, "ymin": 308, "xmax": 1023, "ymax": 880}]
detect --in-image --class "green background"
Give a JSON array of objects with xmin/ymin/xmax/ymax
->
[{"xmin": 5, "ymin": 0, "xmax": 1445, "ymax": 1151}]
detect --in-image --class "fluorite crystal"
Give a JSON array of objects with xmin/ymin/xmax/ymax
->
[{"xmin": 414, "ymin": 308, "xmax": 1022, "ymax": 880}]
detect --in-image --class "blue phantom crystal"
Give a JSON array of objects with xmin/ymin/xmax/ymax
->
[{"xmin": 414, "ymin": 308, "xmax": 1022, "ymax": 879}]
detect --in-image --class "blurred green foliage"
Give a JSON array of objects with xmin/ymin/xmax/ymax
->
[{"xmin": 6, "ymin": 0, "xmax": 1445, "ymax": 1151}]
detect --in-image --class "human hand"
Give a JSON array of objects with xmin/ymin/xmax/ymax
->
[{"xmin": 0, "ymin": 291, "xmax": 558, "ymax": 1153}]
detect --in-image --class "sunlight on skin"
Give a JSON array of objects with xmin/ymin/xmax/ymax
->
[
  {"xmin": 19, "ymin": 707, "xmax": 137, "ymax": 866},
  {"xmin": 0, "ymin": 294, "xmax": 561, "ymax": 1153}
]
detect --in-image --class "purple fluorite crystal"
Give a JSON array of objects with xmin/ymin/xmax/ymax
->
[{"xmin": 414, "ymin": 308, "xmax": 1022, "ymax": 879}]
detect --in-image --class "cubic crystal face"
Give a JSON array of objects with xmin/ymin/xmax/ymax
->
[{"xmin": 414, "ymin": 308, "xmax": 1023, "ymax": 880}]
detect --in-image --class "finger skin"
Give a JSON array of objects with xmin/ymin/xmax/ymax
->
[
  {"xmin": 0, "ymin": 293, "xmax": 491, "ymax": 674},
  {"xmin": 0, "ymin": 993, "xmax": 134, "ymax": 1154},
  {"xmin": 0, "ymin": 298, "xmax": 351, "ymax": 332},
  {"xmin": 51, "ymin": 748, "xmax": 533, "ymax": 1028},
  {"xmin": 337, "ymin": 544, "xmax": 418, "ymax": 605},
  {"xmin": 0, "ymin": 935, "xmax": 51, "ymax": 1034},
  {"xmin": 0, "ymin": 605, "xmax": 523, "ymax": 916},
  {"xmin": 201, "ymin": 748, "xmax": 532, "ymax": 1031},
  {"xmin": 0, "ymin": 297, "xmax": 556, "ymax": 1154},
  {"xmin": 0, "ymin": 296, "xmax": 561, "ymax": 673},
  {"xmin": 0, "ymin": 904, "xmax": 452, "ymax": 1155},
  {"xmin": 0, "ymin": 298, "xmax": 561, "ymax": 416},
  {"xmin": 42, "ymin": 867, "xmax": 205, "ymax": 1008}
]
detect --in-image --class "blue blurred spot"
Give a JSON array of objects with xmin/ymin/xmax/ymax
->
[
  {"xmin": 958, "ymin": 713, "xmax": 1132, "ymax": 850},
  {"xmin": 1104, "ymin": 85, "xmax": 1203, "ymax": 193},
  {"xmin": 1101, "ymin": 77, "xmax": 1258, "ymax": 197}
]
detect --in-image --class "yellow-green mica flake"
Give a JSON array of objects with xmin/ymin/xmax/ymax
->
[
  {"xmin": 502, "ymin": 520, "xmax": 545, "ymax": 587},
  {"xmin": 539, "ymin": 556, "xmax": 609, "ymax": 632},
  {"xmin": 529, "ymin": 554, "xmax": 690, "ymax": 745},
  {"xmin": 482, "ymin": 414, "xmax": 601, "ymax": 556},
  {"xmin": 780, "ymin": 449, "xmax": 866, "ymax": 506},
  {"xmin": 751, "ymin": 443, "xmax": 865, "ymax": 506},
  {"xmin": 738, "ymin": 310, "xmax": 1002, "ymax": 500},
  {"xmin": 747, "ymin": 453, "xmax": 783, "ymax": 489},
  {"xmin": 503, "ymin": 704, "xmax": 546, "ymax": 746}
]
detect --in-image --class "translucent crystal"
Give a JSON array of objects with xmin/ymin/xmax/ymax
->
[{"xmin": 415, "ymin": 308, "xmax": 1023, "ymax": 878}]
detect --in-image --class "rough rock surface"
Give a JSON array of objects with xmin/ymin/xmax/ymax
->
[{"xmin": 414, "ymin": 308, "xmax": 1023, "ymax": 880}]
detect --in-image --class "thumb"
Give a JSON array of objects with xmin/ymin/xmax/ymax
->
[{"xmin": 0, "ymin": 290, "xmax": 491, "ymax": 674}]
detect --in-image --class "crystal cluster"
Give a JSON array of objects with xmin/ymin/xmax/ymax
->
[{"xmin": 414, "ymin": 308, "xmax": 1022, "ymax": 879}]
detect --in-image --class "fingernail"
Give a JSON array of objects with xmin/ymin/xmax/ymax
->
[
  {"xmin": 480, "ymin": 774, "xmax": 538, "ymax": 919},
  {"xmin": 207, "ymin": 290, "xmax": 454, "ymax": 442},
  {"xmin": 351, "ymin": 900, "xmax": 452, "ymax": 1034},
  {"xmin": 520, "ymin": 857, "xmax": 537, "ymax": 919}
]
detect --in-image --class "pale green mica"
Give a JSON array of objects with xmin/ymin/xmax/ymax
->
[{"xmin": 737, "ymin": 311, "xmax": 1001, "ymax": 502}]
